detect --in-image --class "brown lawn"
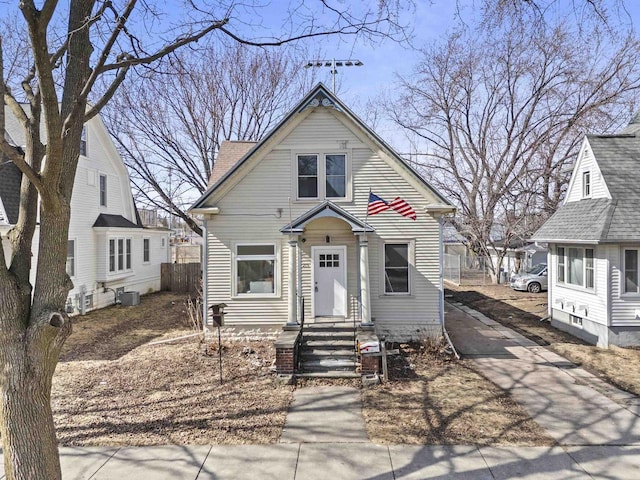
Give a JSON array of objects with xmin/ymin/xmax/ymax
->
[{"xmin": 362, "ymin": 341, "xmax": 554, "ymax": 446}]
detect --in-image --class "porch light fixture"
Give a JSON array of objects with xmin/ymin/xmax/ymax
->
[{"xmin": 304, "ymin": 58, "xmax": 364, "ymax": 93}]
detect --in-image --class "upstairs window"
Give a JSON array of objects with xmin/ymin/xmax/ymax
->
[
  {"xmin": 99, "ymin": 174, "xmax": 107, "ymax": 207},
  {"xmin": 297, "ymin": 155, "xmax": 318, "ymax": 198},
  {"xmin": 325, "ymin": 154, "xmax": 346, "ymax": 198},
  {"xmin": 80, "ymin": 126, "xmax": 87, "ymax": 156},
  {"xmin": 583, "ymin": 171, "xmax": 591, "ymax": 198}
]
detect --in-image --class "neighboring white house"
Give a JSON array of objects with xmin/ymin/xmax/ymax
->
[
  {"xmin": 1, "ymin": 108, "xmax": 170, "ymax": 313},
  {"xmin": 532, "ymin": 118, "xmax": 640, "ymax": 346},
  {"xmin": 190, "ymin": 84, "xmax": 455, "ymax": 341}
]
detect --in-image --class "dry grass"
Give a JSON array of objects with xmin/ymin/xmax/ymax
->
[
  {"xmin": 446, "ymin": 283, "xmax": 640, "ymax": 397},
  {"xmin": 53, "ymin": 292, "xmax": 293, "ymax": 446},
  {"xmin": 362, "ymin": 341, "xmax": 554, "ymax": 446}
]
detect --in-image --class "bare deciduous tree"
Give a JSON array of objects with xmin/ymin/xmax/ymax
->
[
  {"xmin": 107, "ymin": 43, "xmax": 317, "ymax": 235},
  {"xmin": 391, "ymin": 6, "xmax": 640, "ymax": 281},
  {"xmin": 0, "ymin": 1, "xmax": 410, "ymax": 477}
]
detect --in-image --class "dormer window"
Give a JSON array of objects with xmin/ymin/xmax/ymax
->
[{"xmin": 583, "ymin": 171, "xmax": 591, "ymax": 198}]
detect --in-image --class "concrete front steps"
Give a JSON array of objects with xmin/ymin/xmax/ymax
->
[{"xmin": 298, "ymin": 323, "xmax": 358, "ymax": 378}]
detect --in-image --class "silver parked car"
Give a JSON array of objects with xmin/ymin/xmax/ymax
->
[{"xmin": 510, "ymin": 263, "xmax": 548, "ymax": 293}]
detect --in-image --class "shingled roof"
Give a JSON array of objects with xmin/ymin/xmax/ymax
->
[
  {"xmin": 0, "ymin": 159, "xmax": 22, "ymax": 225},
  {"xmin": 208, "ymin": 141, "xmax": 257, "ymax": 187},
  {"xmin": 532, "ymin": 132, "xmax": 640, "ymax": 243}
]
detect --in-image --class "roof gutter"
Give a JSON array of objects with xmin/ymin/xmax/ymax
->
[{"xmin": 189, "ymin": 207, "xmax": 220, "ymax": 215}]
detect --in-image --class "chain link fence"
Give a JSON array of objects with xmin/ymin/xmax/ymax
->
[{"xmin": 444, "ymin": 254, "xmax": 494, "ymax": 286}]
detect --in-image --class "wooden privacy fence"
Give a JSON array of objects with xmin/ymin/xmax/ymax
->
[{"xmin": 161, "ymin": 262, "xmax": 201, "ymax": 293}]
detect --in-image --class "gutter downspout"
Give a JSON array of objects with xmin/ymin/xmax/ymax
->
[
  {"xmin": 439, "ymin": 215, "xmax": 460, "ymax": 359},
  {"xmin": 202, "ymin": 222, "xmax": 208, "ymax": 331}
]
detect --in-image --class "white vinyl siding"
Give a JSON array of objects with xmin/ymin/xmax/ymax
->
[
  {"xmin": 203, "ymin": 107, "xmax": 444, "ymax": 338},
  {"xmin": 549, "ymin": 244, "xmax": 608, "ymax": 327},
  {"xmin": 565, "ymin": 144, "xmax": 609, "ymax": 202}
]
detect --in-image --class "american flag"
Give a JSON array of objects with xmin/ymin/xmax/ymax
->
[
  {"xmin": 368, "ymin": 192, "xmax": 391, "ymax": 215},
  {"xmin": 390, "ymin": 197, "xmax": 417, "ymax": 220}
]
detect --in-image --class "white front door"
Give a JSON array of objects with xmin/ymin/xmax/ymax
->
[{"xmin": 313, "ymin": 246, "xmax": 347, "ymax": 317}]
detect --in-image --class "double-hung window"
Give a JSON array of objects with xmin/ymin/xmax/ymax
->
[
  {"xmin": 99, "ymin": 174, "xmax": 107, "ymax": 207},
  {"xmin": 66, "ymin": 240, "xmax": 75, "ymax": 277},
  {"xmin": 583, "ymin": 171, "xmax": 591, "ymax": 198},
  {"xmin": 80, "ymin": 126, "xmax": 87, "ymax": 157},
  {"xmin": 109, "ymin": 237, "xmax": 132, "ymax": 273},
  {"xmin": 143, "ymin": 238, "xmax": 150, "ymax": 263},
  {"xmin": 556, "ymin": 246, "xmax": 594, "ymax": 289},
  {"xmin": 325, "ymin": 154, "xmax": 346, "ymax": 198},
  {"xmin": 384, "ymin": 243, "xmax": 410, "ymax": 294},
  {"xmin": 624, "ymin": 249, "xmax": 640, "ymax": 294},
  {"xmin": 235, "ymin": 244, "xmax": 276, "ymax": 295},
  {"xmin": 296, "ymin": 153, "xmax": 347, "ymax": 200},
  {"xmin": 297, "ymin": 155, "xmax": 318, "ymax": 198}
]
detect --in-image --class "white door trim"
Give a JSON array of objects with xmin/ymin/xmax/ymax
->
[{"xmin": 311, "ymin": 245, "xmax": 348, "ymax": 318}]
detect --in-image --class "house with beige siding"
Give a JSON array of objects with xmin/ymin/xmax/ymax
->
[
  {"xmin": 532, "ymin": 117, "xmax": 640, "ymax": 347},
  {"xmin": 190, "ymin": 84, "xmax": 455, "ymax": 375},
  {"xmin": 1, "ymin": 107, "xmax": 170, "ymax": 314}
]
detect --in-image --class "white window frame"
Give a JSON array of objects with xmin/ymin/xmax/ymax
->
[
  {"xmin": 296, "ymin": 154, "xmax": 320, "ymax": 200},
  {"xmin": 108, "ymin": 237, "xmax": 132, "ymax": 274},
  {"xmin": 582, "ymin": 171, "xmax": 591, "ymax": 198},
  {"xmin": 80, "ymin": 126, "xmax": 87, "ymax": 157},
  {"xmin": 294, "ymin": 151, "xmax": 350, "ymax": 201},
  {"xmin": 143, "ymin": 237, "xmax": 150, "ymax": 263},
  {"xmin": 622, "ymin": 248, "xmax": 640, "ymax": 295},
  {"xmin": 381, "ymin": 240, "xmax": 414, "ymax": 296},
  {"xmin": 66, "ymin": 239, "xmax": 76, "ymax": 278},
  {"xmin": 556, "ymin": 245, "xmax": 595, "ymax": 291},
  {"xmin": 99, "ymin": 174, "xmax": 107, "ymax": 207},
  {"xmin": 233, "ymin": 242, "xmax": 279, "ymax": 298}
]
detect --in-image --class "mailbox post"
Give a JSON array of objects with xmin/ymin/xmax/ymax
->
[{"xmin": 210, "ymin": 303, "xmax": 227, "ymax": 383}]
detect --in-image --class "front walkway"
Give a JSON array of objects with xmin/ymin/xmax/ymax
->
[
  {"xmin": 37, "ymin": 443, "xmax": 640, "ymax": 479},
  {"xmin": 446, "ymin": 302, "xmax": 640, "ymax": 446}
]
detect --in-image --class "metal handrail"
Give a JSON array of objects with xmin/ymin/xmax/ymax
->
[{"xmin": 296, "ymin": 298, "xmax": 305, "ymax": 371}]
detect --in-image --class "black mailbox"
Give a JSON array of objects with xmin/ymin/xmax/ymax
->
[{"xmin": 210, "ymin": 303, "xmax": 227, "ymax": 327}]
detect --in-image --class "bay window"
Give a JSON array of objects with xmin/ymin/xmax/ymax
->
[
  {"xmin": 556, "ymin": 246, "xmax": 594, "ymax": 289},
  {"xmin": 235, "ymin": 244, "xmax": 276, "ymax": 295},
  {"xmin": 109, "ymin": 237, "xmax": 132, "ymax": 273}
]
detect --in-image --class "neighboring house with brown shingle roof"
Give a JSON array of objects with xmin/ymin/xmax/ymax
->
[{"xmin": 532, "ymin": 117, "xmax": 640, "ymax": 347}]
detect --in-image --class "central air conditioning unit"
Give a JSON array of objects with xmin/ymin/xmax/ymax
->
[{"xmin": 120, "ymin": 291, "xmax": 140, "ymax": 306}]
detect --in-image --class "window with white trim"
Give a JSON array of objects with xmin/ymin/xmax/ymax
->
[
  {"xmin": 384, "ymin": 243, "xmax": 410, "ymax": 294},
  {"xmin": 66, "ymin": 240, "xmax": 75, "ymax": 277},
  {"xmin": 80, "ymin": 126, "xmax": 87, "ymax": 157},
  {"xmin": 108, "ymin": 237, "xmax": 132, "ymax": 273},
  {"xmin": 99, "ymin": 174, "xmax": 107, "ymax": 207},
  {"xmin": 325, "ymin": 154, "xmax": 346, "ymax": 198},
  {"xmin": 556, "ymin": 246, "xmax": 594, "ymax": 289},
  {"xmin": 143, "ymin": 238, "xmax": 150, "ymax": 263},
  {"xmin": 624, "ymin": 249, "xmax": 640, "ymax": 294},
  {"xmin": 297, "ymin": 155, "xmax": 318, "ymax": 198},
  {"xmin": 235, "ymin": 244, "xmax": 276, "ymax": 295},
  {"xmin": 582, "ymin": 171, "xmax": 591, "ymax": 197}
]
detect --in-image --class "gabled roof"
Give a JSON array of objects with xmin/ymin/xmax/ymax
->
[
  {"xmin": 280, "ymin": 201, "xmax": 374, "ymax": 234},
  {"xmin": 533, "ymin": 132, "xmax": 640, "ymax": 243},
  {"xmin": 208, "ymin": 141, "xmax": 257, "ymax": 187},
  {"xmin": 0, "ymin": 158, "xmax": 22, "ymax": 225},
  {"xmin": 190, "ymin": 83, "xmax": 454, "ymax": 210},
  {"xmin": 93, "ymin": 214, "xmax": 142, "ymax": 229}
]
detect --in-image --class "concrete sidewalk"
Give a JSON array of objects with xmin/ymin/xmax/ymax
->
[
  {"xmin": 23, "ymin": 443, "xmax": 637, "ymax": 479},
  {"xmin": 446, "ymin": 301, "xmax": 640, "ymax": 446}
]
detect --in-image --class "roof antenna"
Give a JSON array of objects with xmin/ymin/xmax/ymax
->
[{"xmin": 304, "ymin": 58, "xmax": 364, "ymax": 93}]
